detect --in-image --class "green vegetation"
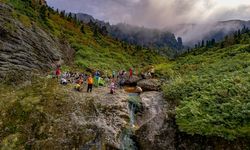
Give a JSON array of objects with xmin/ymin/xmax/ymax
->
[
  {"xmin": 0, "ymin": 78, "xmax": 68, "ymax": 148},
  {"xmin": 161, "ymin": 31, "xmax": 250, "ymax": 140},
  {"xmin": 128, "ymin": 95, "xmax": 142, "ymax": 114},
  {"xmin": 1, "ymin": 0, "xmax": 250, "ymax": 146},
  {"xmin": 3, "ymin": 0, "xmax": 167, "ymax": 72}
]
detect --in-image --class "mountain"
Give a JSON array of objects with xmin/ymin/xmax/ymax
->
[
  {"xmin": 75, "ymin": 13, "xmax": 95, "ymax": 23},
  {"xmin": 0, "ymin": 1, "xmax": 168, "ymax": 80},
  {"xmin": 170, "ymin": 20, "xmax": 250, "ymax": 46},
  {"xmin": 1, "ymin": 0, "xmax": 250, "ymax": 149},
  {"xmin": 76, "ymin": 13, "xmax": 184, "ymax": 56},
  {"xmin": 76, "ymin": 13, "xmax": 249, "ymax": 49},
  {"xmin": 109, "ymin": 23, "xmax": 183, "ymax": 51}
]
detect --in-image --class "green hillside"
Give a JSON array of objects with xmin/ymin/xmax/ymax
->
[
  {"xmin": 160, "ymin": 31, "xmax": 250, "ymax": 140},
  {"xmin": 1, "ymin": 0, "xmax": 166, "ymax": 72},
  {"xmin": 1, "ymin": 0, "xmax": 250, "ymax": 148}
]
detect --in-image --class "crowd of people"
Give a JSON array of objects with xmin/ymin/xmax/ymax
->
[{"xmin": 50, "ymin": 65, "xmax": 139, "ymax": 94}]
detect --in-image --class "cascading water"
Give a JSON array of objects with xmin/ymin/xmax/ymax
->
[
  {"xmin": 121, "ymin": 128, "xmax": 137, "ymax": 150},
  {"xmin": 120, "ymin": 93, "xmax": 140, "ymax": 150},
  {"xmin": 129, "ymin": 96, "xmax": 136, "ymax": 127}
]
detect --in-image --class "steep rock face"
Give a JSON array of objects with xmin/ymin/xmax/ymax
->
[
  {"xmin": 135, "ymin": 92, "xmax": 250, "ymax": 150},
  {"xmin": 0, "ymin": 3, "xmax": 73, "ymax": 79},
  {"xmin": 136, "ymin": 92, "xmax": 176, "ymax": 150}
]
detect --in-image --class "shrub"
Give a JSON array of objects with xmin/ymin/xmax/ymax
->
[{"xmin": 163, "ymin": 44, "xmax": 250, "ymax": 140}]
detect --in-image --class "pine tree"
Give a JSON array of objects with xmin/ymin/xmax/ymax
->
[
  {"xmin": 80, "ymin": 25, "xmax": 85, "ymax": 34},
  {"xmin": 67, "ymin": 12, "xmax": 72, "ymax": 21},
  {"xmin": 198, "ymin": 42, "xmax": 201, "ymax": 48},
  {"xmin": 39, "ymin": 5, "xmax": 47, "ymax": 21},
  {"xmin": 201, "ymin": 40, "xmax": 204, "ymax": 47},
  {"xmin": 220, "ymin": 42, "xmax": 225, "ymax": 49},
  {"xmin": 73, "ymin": 14, "xmax": 78, "ymax": 24},
  {"xmin": 60, "ymin": 10, "xmax": 65, "ymax": 18},
  {"xmin": 211, "ymin": 39, "xmax": 215, "ymax": 46},
  {"xmin": 206, "ymin": 40, "xmax": 209, "ymax": 47},
  {"xmin": 100, "ymin": 26, "xmax": 108, "ymax": 36},
  {"xmin": 93, "ymin": 26, "xmax": 99, "ymax": 37}
]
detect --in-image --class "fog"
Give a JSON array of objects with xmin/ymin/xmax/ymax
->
[{"xmin": 46, "ymin": 0, "xmax": 250, "ymax": 44}]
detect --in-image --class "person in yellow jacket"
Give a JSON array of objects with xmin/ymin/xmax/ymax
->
[
  {"xmin": 75, "ymin": 76, "xmax": 84, "ymax": 92},
  {"xmin": 87, "ymin": 74, "xmax": 93, "ymax": 93}
]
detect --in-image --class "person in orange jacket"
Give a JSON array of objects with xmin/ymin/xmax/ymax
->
[{"xmin": 87, "ymin": 74, "xmax": 93, "ymax": 93}]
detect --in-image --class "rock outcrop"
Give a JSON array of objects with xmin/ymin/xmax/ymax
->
[
  {"xmin": 0, "ymin": 3, "xmax": 74, "ymax": 80},
  {"xmin": 137, "ymin": 79, "xmax": 161, "ymax": 91},
  {"xmin": 29, "ymin": 87, "xmax": 130, "ymax": 149},
  {"xmin": 124, "ymin": 75, "xmax": 141, "ymax": 85},
  {"xmin": 135, "ymin": 91, "xmax": 176, "ymax": 150},
  {"xmin": 134, "ymin": 92, "xmax": 250, "ymax": 150}
]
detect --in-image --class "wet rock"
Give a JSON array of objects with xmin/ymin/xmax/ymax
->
[
  {"xmin": 137, "ymin": 79, "xmax": 161, "ymax": 91},
  {"xmin": 135, "ymin": 91, "xmax": 176, "ymax": 150}
]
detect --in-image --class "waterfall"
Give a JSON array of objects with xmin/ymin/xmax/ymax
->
[
  {"xmin": 120, "ymin": 93, "xmax": 139, "ymax": 150},
  {"xmin": 121, "ymin": 129, "xmax": 137, "ymax": 150},
  {"xmin": 129, "ymin": 102, "xmax": 136, "ymax": 127}
]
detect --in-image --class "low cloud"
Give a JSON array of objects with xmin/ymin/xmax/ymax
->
[{"xmin": 46, "ymin": 0, "xmax": 250, "ymax": 43}]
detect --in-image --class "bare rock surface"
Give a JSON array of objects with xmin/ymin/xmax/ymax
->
[
  {"xmin": 0, "ymin": 3, "xmax": 74, "ymax": 80},
  {"xmin": 38, "ymin": 87, "xmax": 130, "ymax": 149},
  {"xmin": 135, "ymin": 91, "xmax": 176, "ymax": 150},
  {"xmin": 124, "ymin": 75, "xmax": 141, "ymax": 85},
  {"xmin": 137, "ymin": 79, "xmax": 161, "ymax": 91}
]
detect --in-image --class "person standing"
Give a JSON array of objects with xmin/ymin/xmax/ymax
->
[
  {"xmin": 112, "ymin": 70, "xmax": 116, "ymax": 79},
  {"xmin": 94, "ymin": 70, "xmax": 100, "ymax": 87},
  {"xmin": 110, "ymin": 80, "xmax": 116, "ymax": 94},
  {"xmin": 129, "ymin": 68, "xmax": 133, "ymax": 78},
  {"xmin": 55, "ymin": 66, "xmax": 61, "ymax": 78},
  {"xmin": 87, "ymin": 74, "xmax": 93, "ymax": 93}
]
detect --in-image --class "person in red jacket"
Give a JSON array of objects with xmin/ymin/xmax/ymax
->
[
  {"xmin": 55, "ymin": 66, "xmax": 61, "ymax": 78},
  {"xmin": 129, "ymin": 68, "xmax": 133, "ymax": 78}
]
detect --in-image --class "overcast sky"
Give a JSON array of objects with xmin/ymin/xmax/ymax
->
[{"xmin": 46, "ymin": 0, "xmax": 250, "ymax": 29}]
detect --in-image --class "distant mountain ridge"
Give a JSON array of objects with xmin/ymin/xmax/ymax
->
[
  {"xmin": 76, "ymin": 13, "xmax": 184, "ymax": 56},
  {"xmin": 169, "ymin": 20, "xmax": 250, "ymax": 46},
  {"xmin": 75, "ymin": 13, "xmax": 250, "ymax": 49}
]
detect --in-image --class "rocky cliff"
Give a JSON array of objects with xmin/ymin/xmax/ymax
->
[{"xmin": 0, "ymin": 3, "xmax": 74, "ymax": 80}]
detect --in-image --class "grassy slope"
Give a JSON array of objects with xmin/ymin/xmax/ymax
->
[
  {"xmin": 160, "ymin": 43, "xmax": 250, "ymax": 140},
  {"xmin": 2, "ymin": 0, "xmax": 250, "ymax": 146},
  {"xmin": 1, "ymin": 0, "xmax": 167, "ymax": 73},
  {"xmin": 0, "ymin": 0, "xmax": 168, "ymax": 148}
]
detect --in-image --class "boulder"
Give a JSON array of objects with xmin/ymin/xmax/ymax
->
[
  {"xmin": 135, "ymin": 86, "xmax": 143, "ymax": 93},
  {"xmin": 137, "ymin": 79, "xmax": 161, "ymax": 91},
  {"xmin": 124, "ymin": 75, "xmax": 141, "ymax": 85}
]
